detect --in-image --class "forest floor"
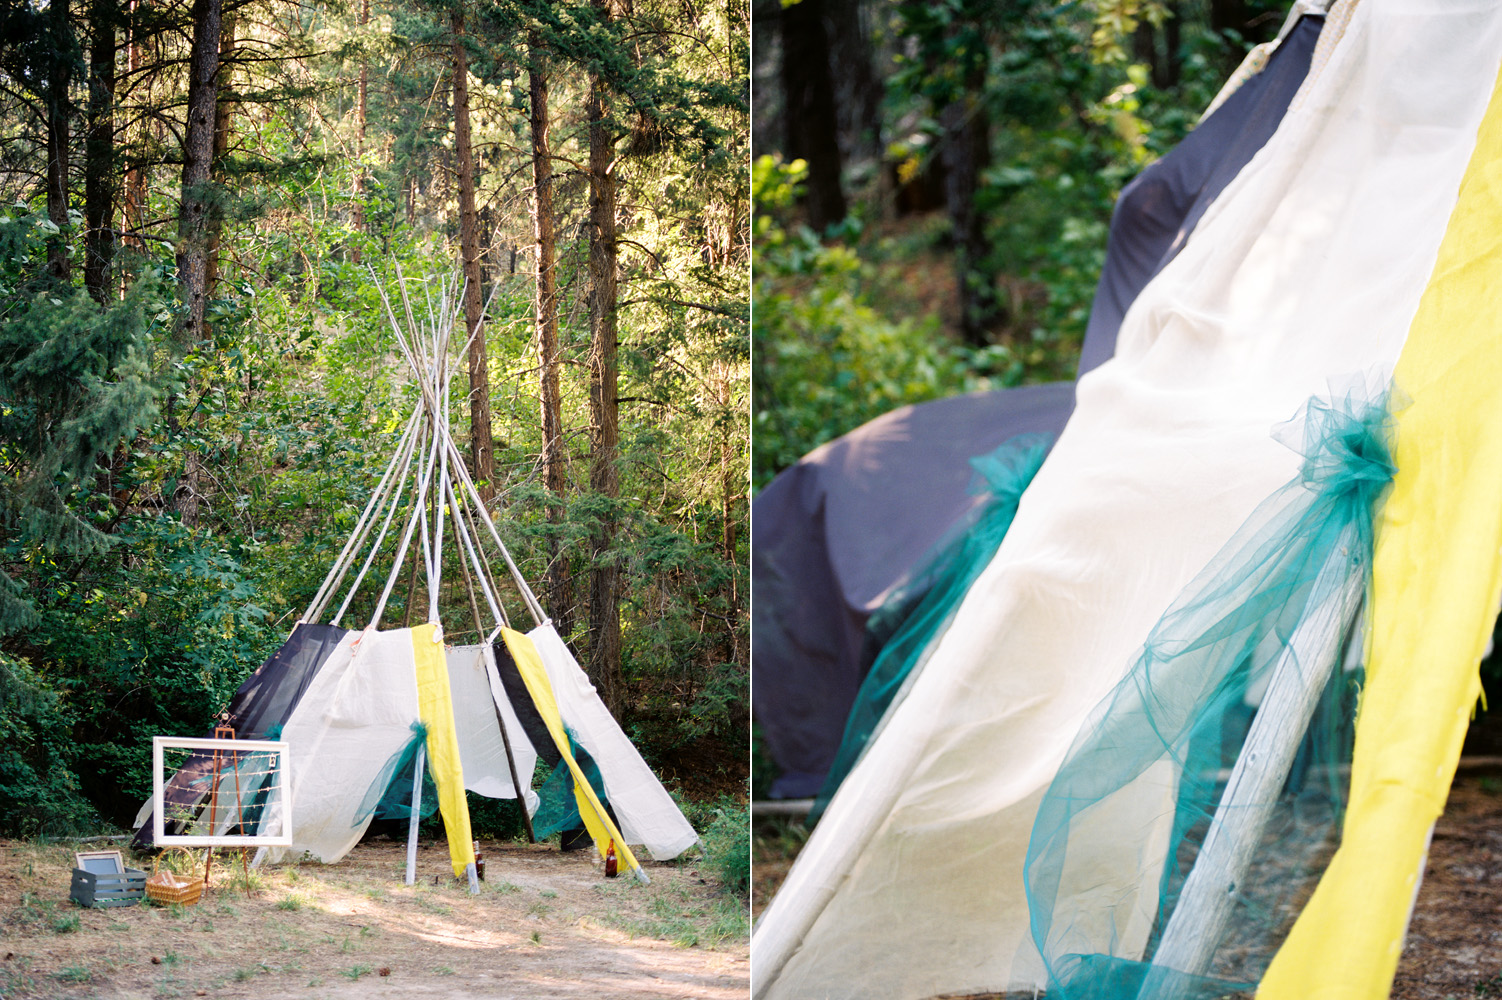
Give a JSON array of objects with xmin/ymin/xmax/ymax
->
[
  {"xmin": 0, "ymin": 837, "xmax": 748, "ymax": 1000},
  {"xmin": 753, "ymin": 764, "xmax": 1502, "ymax": 1000}
]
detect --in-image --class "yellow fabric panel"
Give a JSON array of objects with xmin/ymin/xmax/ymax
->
[
  {"xmin": 499, "ymin": 628, "xmax": 642, "ymax": 876},
  {"xmin": 1259, "ymin": 65, "xmax": 1502, "ymax": 1000},
  {"xmin": 410, "ymin": 624, "xmax": 477, "ymax": 878}
]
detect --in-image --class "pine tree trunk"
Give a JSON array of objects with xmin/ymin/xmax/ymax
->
[
  {"xmin": 203, "ymin": 12, "xmax": 235, "ymax": 316},
  {"xmin": 1211, "ymin": 0, "xmax": 1248, "ymax": 72},
  {"xmin": 84, "ymin": 0, "xmax": 117, "ymax": 303},
  {"xmin": 529, "ymin": 38, "xmax": 573, "ymax": 637},
  {"xmin": 120, "ymin": 0, "xmax": 146, "ymax": 255},
  {"xmin": 452, "ymin": 6, "xmax": 496, "ymax": 501},
  {"xmin": 779, "ymin": 0, "xmax": 845, "ymax": 230},
  {"xmin": 46, "ymin": 0, "xmax": 73, "ymax": 283},
  {"xmin": 940, "ymin": 89, "xmax": 1000, "ymax": 345},
  {"xmin": 176, "ymin": 0, "xmax": 222, "ymax": 348},
  {"xmin": 586, "ymin": 0, "xmax": 622, "ymax": 717},
  {"xmin": 1164, "ymin": 3, "xmax": 1182, "ymax": 89},
  {"xmin": 351, "ymin": 0, "xmax": 369, "ymax": 247},
  {"xmin": 826, "ymin": 0, "xmax": 882, "ymax": 162},
  {"xmin": 174, "ymin": 0, "xmax": 221, "ymax": 528}
]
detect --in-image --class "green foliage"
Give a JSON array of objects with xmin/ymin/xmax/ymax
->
[
  {"xmin": 0, "ymin": 210, "xmax": 169, "ymax": 633},
  {"xmin": 753, "ymin": 156, "xmax": 992, "ymax": 489},
  {"xmin": 461, "ymin": 790, "xmax": 531, "ymax": 841},
  {"xmin": 754, "ymin": 1, "xmax": 1292, "ymax": 489},
  {"xmin": 12, "ymin": 514, "xmax": 281, "ymax": 822},
  {"xmin": 0, "ymin": 653, "xmax": 97, "ymax": 837},
  {"xmin": 696, "ymin": 794, "xmax": 749, "ymax": 896}
]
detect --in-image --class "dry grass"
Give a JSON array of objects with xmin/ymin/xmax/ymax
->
[{"xmin": 0, "ymin": 838, "xmax": 747, "ymax": 1000}]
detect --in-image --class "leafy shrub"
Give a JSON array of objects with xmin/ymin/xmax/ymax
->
[
  {"xmin": 694, "ymin": 792, "xmax": 749, "ymax": 896},
  {"xmin": 0, "ymin": 654, "xmax": 98, "ymax": 837}
]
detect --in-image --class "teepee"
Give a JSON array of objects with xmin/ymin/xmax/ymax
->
[
  {"xmin": 755, "ymin": 2, "xmax": 1502, "ymax": 999},
  {"xmin": 135, "ymin": 271, "xmax": 698, "ymax": 889}
]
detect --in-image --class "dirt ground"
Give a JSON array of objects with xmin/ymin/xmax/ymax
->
[
  {"xmin": 753, "ymin": 767, "xmax": 1502, "ymax": 1000},
  {"xmin": 0, "ymin": 837, "xmax": 748, "ymax": 1000}
]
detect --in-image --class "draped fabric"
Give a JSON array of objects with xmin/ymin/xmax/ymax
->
[
  {"xmin": 751, "ymin": 12, "xmax": 1321, "ymax": 799},
  {"xmin": 526, "ymin": 624, "xmax": 700, "ymax": 860},
  {"xmin": 132, "ymin": 622, "xmax": 348, "ymax": 849},
  {"xmin": 262, "ymin": 627, "xmax": 422, "ymax": 865},
  {"xmin": 355, "ymin": 721, "xmax": 436, "ymax": 824},
  {"xmin": 1025, "ymin": 377, "xmax": 1394, "ymax": 999},
  {"xmin": 1076, "ymin": 11, "xmax": 1323, "ymax": 376},
  {"xmin": 499, "ymin": 627, "xmax": 644, "ymax": 876},
  {"xmin": 752, "ymin": 3, "xmax": 1502, "ymax": 997},
  {"xmin": 447, "ymin": 644, "xmax": 539, "ymax": 811},
  {"xmin": 810, "ymin": 433, "xmax": 1053, "ymax": 823},
  {"xmin": 1262, "ymin": 41, "xmax": 1502, "ymax": 1000},
  {"xmin": 411, "ymin": 623, "xmax": 476, "ymax": 878},
  {"xmin": 532, "ymin": 735, "xmax": 610, "ymax": 839}
]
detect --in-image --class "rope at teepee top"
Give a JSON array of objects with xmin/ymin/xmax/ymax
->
[
  {"xmin": 302, "ymin": 265, "xmax": 549, "ymax": 634},
  {"xmin": 373, "ymin": 267, "xmax": 547, "ymax": 628}
]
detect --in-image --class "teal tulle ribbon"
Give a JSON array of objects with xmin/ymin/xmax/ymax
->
[
  {"xmin": 355, "ymin": 721, "xmax": 437, "ymax": 826},
  {"xmin": 809, "ymin": 432, "xmax": 1053, "ymax": 825},
  {"xmin": 1023, "ymin": 375, "xmax": 1397, "ymax": 1000},
  {"xmin": 532, "ymin": 730, "xmax": 610, "ymax": 838}
]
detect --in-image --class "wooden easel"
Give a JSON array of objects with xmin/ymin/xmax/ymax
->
[{"xmin": 203, "ymin": 724, "xmax": 253, "ymax": 893}]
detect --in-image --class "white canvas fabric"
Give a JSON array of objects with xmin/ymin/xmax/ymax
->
[
  {"xmin": 752, "ymin": 3, "xmax": 1502, "ymax": 998},
  {"xmin": 528, "ymin": 624, "xmax": 700, "ymax": 860},
  {"xmin": 262, "ymin": 628, "xmax": 421, "ymax": 864},
  {"xmin": 447, "ymin": 644, "xmax": 540, "ymax": 813}
]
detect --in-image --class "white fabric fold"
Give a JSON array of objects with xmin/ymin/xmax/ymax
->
[
  {"xmin": 448, "ymin": 643, "xmax": 541, "ymax": 815},
  {"xmin": 263, "ymin": 628, "xmax": 420, "ymax": 865},
  {"xmin": 528, "ymin": 624, "xmax": 700, "ymax": 861}
]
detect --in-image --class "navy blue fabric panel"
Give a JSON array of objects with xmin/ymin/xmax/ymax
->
[
  {"xmin": 132, "ymin": 622, "xmax": 348, "ymax": 848},
  {"xmin": 752, "ymin": 384, "xmax": 1076, "ymax": 798},
  {"xmin": 226, "ymin": 622, "xmax": 349, "ymax": 740},
  {"xmin": 1077, "ymin": 14, "xmax": 1323, "ymax": 376}
]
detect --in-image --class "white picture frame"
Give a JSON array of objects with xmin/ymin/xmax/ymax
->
[
  {"xmin": 152, "ymin": 736, "xmax": 294, "ymax": 847},
  {"xmin": 74, "ymin": 849, "xmax": 125, "ymax": 874}
]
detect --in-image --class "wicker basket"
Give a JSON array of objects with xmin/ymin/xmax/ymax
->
[{"xmin": 145, "ymin": 848, "xmax": 205, "ymax": 906}]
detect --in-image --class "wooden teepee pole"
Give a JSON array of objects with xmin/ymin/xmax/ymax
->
[{"xmin": 1143, "ymin": 529, "xmax": 1363, "ymax": 996}]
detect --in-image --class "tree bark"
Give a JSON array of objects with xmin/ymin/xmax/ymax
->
[
  {"xmin": 779, "ymin": 0, "xmax": 845, "ymax": 230},
  {"xmin": 825, "ymin": 0, "xmax": 882, "ymax": 162},
  {"xmin": 175, "ymin": 0, "xmax": 222, "ymax": 348},
  {"xmin": 120, "ymin": 0, "xmax": 146, "ymax": 255},
  {"xmin": 203, "ymin": 11, "xmax": 235, "ymax": 316},
  {"xmin": 529, "ymin": 37, "xmax": 573, "ymax": 638},
  {"xmin": 940, "ymin": 88, "xmax": 999, "ymax": 345},
  {"xmin": 586, "ymin": 0, "xmax": 623, "ymax": 717},
  {"xmin": 173, "ymin": 0, "xmax": 221, "ymax": 528},
  {"xmin": 452, "ymin": 6, "xmax": 496, "ymax": 501},
  {"xmin": 46, "ymin": 0, "xmax": 73, "ymax": 283},
  {"xmin": 84, "ymin": 0, "xmax": 117, "ymax": 303},
  {"xmin": 351, "ymin": 0, "xmax": 369, "ymax": 247},
  {"xmin": 1211, "ymin": 0, "xmax": 1248, "ymax": 73}
]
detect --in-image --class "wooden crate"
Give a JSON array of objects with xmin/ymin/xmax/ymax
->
[{"xmin": 70, "ymin": 866, "xmax": 147, "ymax": 908}]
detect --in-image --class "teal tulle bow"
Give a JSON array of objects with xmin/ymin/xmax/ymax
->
[{"xmin": 1024, "ymin": 374, "xmax": 1397, "ymax": 1000}]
